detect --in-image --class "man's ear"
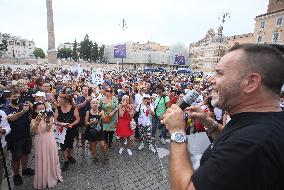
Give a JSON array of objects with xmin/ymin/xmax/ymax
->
[{"xmin": 242, "ymin": 73, "xmax": 262, "ymax": 94}]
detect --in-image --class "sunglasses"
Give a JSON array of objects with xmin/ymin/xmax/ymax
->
[
  {"xmin": 34, "ymin": 101, "xmax": 44, "ymax": 106},
  {"xmin": 105, "ymin": 90, "xmax": 112, "ymax": 92}
]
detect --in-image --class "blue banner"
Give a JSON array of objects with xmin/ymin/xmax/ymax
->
[
  {"xmin": 114, "ymin": 44, "xmax": 126, "ymax": 58},
  {"xmin": 174, "ymin": 54, "xmax": 185, "ymax": 65}
]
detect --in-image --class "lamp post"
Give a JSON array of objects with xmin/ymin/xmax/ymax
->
[
  {"xmin": 119, "ymin": 19, "xmax": 127, "ymax": 71},
  {"xmin": 121, "ymin": 51, "xmax": 124, "ymax": 71}
]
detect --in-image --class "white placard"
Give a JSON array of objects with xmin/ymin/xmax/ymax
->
[
  {"xmin": 91, "ymin": 69, "xmax": 104, "ymax": 85},
  {"xmin": 77, "ymin": 63, "xmax": 83, "ymax": 76},
  {"xmin": 52, "ymin": 124, "xmax": 67, "ymax": 144}
]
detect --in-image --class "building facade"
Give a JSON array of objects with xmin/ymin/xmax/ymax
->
[
  {"xmin": 254, "ymin": 0, "xmax": 284, "ymax": 44},
  {"xmin": 227, "ymin": 33, "xmax": 254, "ymax": 48},
  {"xmin": 267, "ymin": 0, "xmax": 284, "ymax": 13},
  {"xmin": 189, "ymin": 28, "xmax": 228, "ymax": 72},
  {"xmin": 58, "ymin": 42, "xmax": 81, "ymax": 50},
  {"xmin": 103, "ymin": 41, "xmax": 189, "ymax": 69},
  {"xmin": 0, "ymin": 33, "xmax": 35, "ymax": 59},
  {"xmin": 189, "ymin": 0, "xmax": 284, "ymax": 73}
]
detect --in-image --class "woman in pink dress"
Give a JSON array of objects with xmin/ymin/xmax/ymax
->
[
  {"xmin": 30, "ymin": 101, "xmax": 63, "ymax": 189},
  {"xmin": 116, "ymin": 95, "xmax": 135, "ymax": 156}
]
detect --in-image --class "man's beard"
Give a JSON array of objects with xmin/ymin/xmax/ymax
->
[
  {"xmin": 212, "ymin": 82, "xmax": 241, "ymax": 111},
  {"xmin": 211, "ymin": 95, "xmax": 219, "ymax": 107}
]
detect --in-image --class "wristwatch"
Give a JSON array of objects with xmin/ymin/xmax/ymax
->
[{"xmin": 170, "ymin": 132, "xmax": 187, "ymax": 143}]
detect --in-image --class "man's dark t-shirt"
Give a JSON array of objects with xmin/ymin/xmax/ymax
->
[
  {"xmin": 76, "ymin": 96, "xmax": 90, "ymax": 126},
  {"xmin": 19, "ymin": 91, "xmax": 34, "ymax": 104},
  {"xmin": 4, "ymin": 105, "xmax": 31, "ymax": 143},
  {"xmin": 192, "ymin": 111, "xmax": 284, "ymax": 190}
]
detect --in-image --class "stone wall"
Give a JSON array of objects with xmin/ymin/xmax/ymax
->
[{"xmin": 268, "ymin": 0, "xmax": 284, "ymax": 13}]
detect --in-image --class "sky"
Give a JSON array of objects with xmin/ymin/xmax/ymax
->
[{"xmin": 0, "ymin": 0, "xmax": 268, "ymax": 51}]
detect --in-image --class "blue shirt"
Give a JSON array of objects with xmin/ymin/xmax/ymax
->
[
  {"xmin": 76, "ymin": 96, "xmax": 91, "ymax": 125},
  {"xmin": 4, "ymin": 105, "xmax": 31, "ymax": 143}
]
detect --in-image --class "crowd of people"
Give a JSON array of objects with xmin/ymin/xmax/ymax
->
[{"xmin": 0, "ymin": 43, "xmax": 283, "ymax": 189}]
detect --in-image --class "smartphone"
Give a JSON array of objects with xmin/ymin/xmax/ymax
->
[
  {"xmin": 98, "ymin": 106, "xmax": 102, "ymax": 112},
  {"xmin": 88, "ymin": 88, "xmax": 93, "ymax": 96}
]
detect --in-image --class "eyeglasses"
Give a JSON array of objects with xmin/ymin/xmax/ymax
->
[{"xmin": 34, "ymin": 101, "xmax": 44, "ymax": 105}]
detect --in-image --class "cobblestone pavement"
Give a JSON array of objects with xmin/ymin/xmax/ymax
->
[{"xmin": 2, "ymin": 138, "xmax": 170, "ymax": 190}]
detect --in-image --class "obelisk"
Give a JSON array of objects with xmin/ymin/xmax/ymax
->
[{"xmin": 46, "ymin": 0, "xmax": 57, "ymax": 64}]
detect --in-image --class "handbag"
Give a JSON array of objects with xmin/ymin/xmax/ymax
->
[
  {"xmin": 133, "ymin": 103, "xmax": 142, "ymax": 122},
  {"xmin": 130, "ymin": 119, "xmax": 137, "ymax": 130},
  {"xmin": 102, "ymin": 114, "xmax": 112, "ymax": 123}
]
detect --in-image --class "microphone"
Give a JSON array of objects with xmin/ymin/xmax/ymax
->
[{"xmin": 177, "ymin": 90, "xmax": 199, "ymax": 110}]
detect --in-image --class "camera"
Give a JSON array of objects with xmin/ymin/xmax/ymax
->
[
  {"xmin": 38, "ymin": 110, "xmax": 53, "ymax": 117},
  {"xmin": 45, "ymin": 110, "xmax": 54, "ymax": 117},
  {"xmin": 88, "ymin": 88, "xmax": 93, "ymax": 96}
]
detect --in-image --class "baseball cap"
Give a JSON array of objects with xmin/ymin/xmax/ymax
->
[
  {"xmin": 143, "ymin": 94, "xmax": 151, "ymax": 99},
  {"xmin": 34, "ymin": 91, "xmax": 46, "ymax": 98}
]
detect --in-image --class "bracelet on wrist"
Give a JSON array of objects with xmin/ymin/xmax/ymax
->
[{"xmin": 206, "ymin": 121, "xmax": 219, "ymax": 134}]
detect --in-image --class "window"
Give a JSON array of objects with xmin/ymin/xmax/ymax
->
[
  {"xmin": 260, "ymin": 21, "xmax": 265, "ymax": 29},
  {"xmin": 276, "ymin": 17, "xmax": 283, "ymax": 27},
  {"xmin": 257, "ymin": 35, "xmax": 263, "ymax": 43},
  {"xmin": 272, "ymin": 32, "xmax": 280, "ymax": 43}
]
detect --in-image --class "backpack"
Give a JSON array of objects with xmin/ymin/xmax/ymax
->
[{"xmin": 133, "ymin": 103, "xmax": 142, "ymax": 122}]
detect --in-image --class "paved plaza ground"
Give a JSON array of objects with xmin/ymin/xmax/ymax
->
[{"xmin": 1, "ymin": 138, "xmax": 170, "ymax": 190}]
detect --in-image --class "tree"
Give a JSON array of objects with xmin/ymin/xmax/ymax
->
[
  {"xmin": 0, "ymin": 40, "xmax": 8, "ymax": 57},
  {"xmin": 79, "ymin": 34, "xmax": 91, "ymax": 61},
  {"xmin": 91, "ymin": 42, "xmax": 98, "ymax": 62},
  {"xmin": 57, "ymin": 48, "xmax": 72, "ymax": 59},
  {"xmin": 33, "ymin": 48, "xmax": 46, "ymax": 59},
  {"xmin": 72, "ymin": 39, "xmax": 79, "ymax": 62},
  {"xmin": 98, "ymin": 44, "xmax": 105, "ymax": 62}
]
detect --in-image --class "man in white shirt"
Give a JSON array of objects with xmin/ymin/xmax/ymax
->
[
  {"xmin": 137, "ymin": 94, "xmax": 156, "ymax": 153},
  {"xmin": 0, "ymin": 100, "xmax": 11, "ymax": 187},
  {"xmin": 134, "ymin": 87, "xmax": 144, "ymax": 141}
]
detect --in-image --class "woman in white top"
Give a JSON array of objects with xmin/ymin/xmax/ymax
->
[{"xmin": 137, "ymin": 94, "xmax": 156, "ymax": 153}]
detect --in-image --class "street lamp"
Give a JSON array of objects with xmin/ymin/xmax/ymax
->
[
  {"xmin": 119, "ymin": 19, "xmax": 127, "ymax": 71},
  {"xmin": 121, "ymin": 51, "xmax": 124, "ymax": 71}
]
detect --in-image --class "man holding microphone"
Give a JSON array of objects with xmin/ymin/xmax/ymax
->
[{"xmin": 162, "ymin": 44, "xmax": 284, "ymax": 190}]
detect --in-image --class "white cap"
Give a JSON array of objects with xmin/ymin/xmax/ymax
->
[
  {"xmin": 143, "ymin": 94, "xmax": 151, "ymax": 99},
  {"xmin": 34, "ymin": 91, "xmax": 46, "ymax": 98}
]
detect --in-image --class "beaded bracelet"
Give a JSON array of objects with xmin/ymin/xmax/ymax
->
[{"xmin": 206, "ymin": 121, "xmax": 219, "ymax": 134}]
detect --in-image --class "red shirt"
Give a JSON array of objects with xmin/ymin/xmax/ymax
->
[{"xmin": 169, "ymin": 94, "xmax": 178, "ymax": 106}]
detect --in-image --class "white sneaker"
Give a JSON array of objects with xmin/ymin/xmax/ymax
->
[
  {"xmin": 160, "ymin": 138, "xmax": 166, "ymax": 145},
  {"xmin": 149, "ymin": 144, "xmax": 156, "ymax": 153},
  {"xmin": 138, "ymin": 143, "xmax": 144, "ymax": 150},
  {"xmin": 127, "ymin": 148, "xmax": 133, "ymax": 156},
  {"xmin": 119, "ymin": 147, "xmax": 124, "ymax": 154}
]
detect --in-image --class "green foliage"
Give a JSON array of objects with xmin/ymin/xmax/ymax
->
[
  {"xmin": 91, "ymin": 42, "xmax": 98, "ymax": 62},
  {"xmin": 33, "ymin": 47, "xmax": 45, "ymax": 59},
  {"xmin": 72, "ymin": 39, "xmax": 79, "ymax": 61},
  {"xmin": 98, "ymin": 45, "xmax": 105, "ymax": 62},
  {"xmin": 0, "ymin": 40, "xmax": 8, "ymax": 57},
  {"xmin": 59, "ymin": 34, "xmax": 105, "ymax": 63},
  {"xmin": 79, "ymin": 34, "xmax": 91, "ymax": 61},
  {"xmin": 57, "ymin": 47, "xmax": 72, "ymax": 59}
]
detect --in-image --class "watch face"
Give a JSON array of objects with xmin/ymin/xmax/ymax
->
[{"xmin": 175, "ymin": 133, "xmax": 185, "ymax": 142}]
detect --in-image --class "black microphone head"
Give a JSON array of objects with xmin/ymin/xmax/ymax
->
[{"xmin": 183, "ymin": 89, "xmax": 199, "ymax": 105}]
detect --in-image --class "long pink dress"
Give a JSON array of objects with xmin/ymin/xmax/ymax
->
[{"xmin": 33, "ymin": 120, "xmax": 63, "ymax": 189}]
